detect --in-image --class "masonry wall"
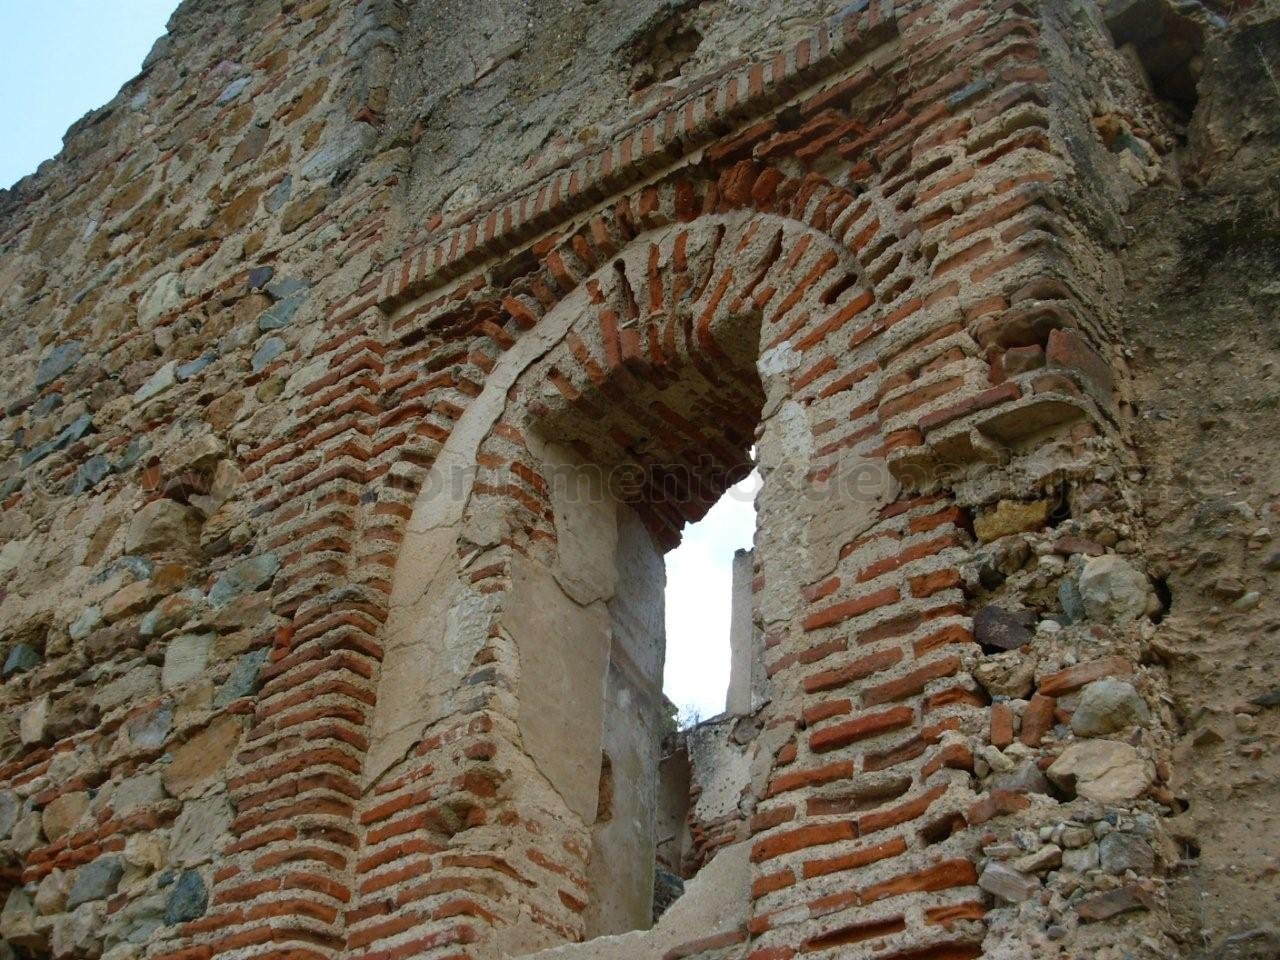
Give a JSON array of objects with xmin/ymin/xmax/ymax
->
[{"xmin": 0, "ymin": 2, "xmax": 1276, "ymax": 960}]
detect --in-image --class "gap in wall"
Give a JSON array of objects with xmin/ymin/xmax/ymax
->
[{"xmin": 661, "ymin": 465, "xmax": 760, "ymax": 729}]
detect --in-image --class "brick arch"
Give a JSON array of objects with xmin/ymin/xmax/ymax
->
[
  {"xmin": 361, "ymin": 150, "xmax": 923, "ymax": 560},
  {"xmin": 349, "ymin": 204, "xmax": 884, "ymax": 959},
  {"xmin": 196, "ymin": 1, "xmax": 1140, "ymax": 954},
  {"xmin": 486, "ymin": 208, "xmax": 874, "ymax": 550}
]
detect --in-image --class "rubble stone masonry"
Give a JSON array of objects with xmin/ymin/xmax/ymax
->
[{"xmin": 0, "ymin": 1, "xmax": 1277, "ymax": 959}]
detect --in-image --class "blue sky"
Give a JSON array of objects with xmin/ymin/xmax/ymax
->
[
  {"xmin": 0, "ymin": 1, "xmax": 179, "ymax": 189},
  {"xmin": 0, "ymin": 0, "xmax": 755, "ymax": 721}
]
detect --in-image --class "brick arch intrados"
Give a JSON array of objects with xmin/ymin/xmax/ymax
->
[
  {"xmin": 352, "ymin": 207, "xmax": 880, "ymax": 956},
  {"xmin": 480, "ymin": 208, "xmax": 873, "ymax": 549}
]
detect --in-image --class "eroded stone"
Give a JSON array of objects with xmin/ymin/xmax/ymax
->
[{"xmin": 1047, "ymin": 740, "xmax": 1153, "ymax": 803}]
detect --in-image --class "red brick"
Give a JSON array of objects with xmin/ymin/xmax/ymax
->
[
  {"xmin": 750, "ymin": 821, "xmax": 856, "ymax": 863},
  {"xmin": 810, "ymin": 706, "xmax": 915, "ymax": 753},
  {"xmin": 802, "ymin": 835, "xmax": 907, "ymax": 879},
  {"xmin": 968, "ymin": 789, "xmax": 1031, "ymax": 825},
  {"xmin": 1019, "ymin": 693, "xmax": 1056, "ymax": 746},
  {"xmin": 803, "ymin": 587, "xmax": 900, "ymax": 631},
  {"xmin": 860, "ymin": 858, "xmax": 978, "ymax": 904},
  {"xmin": 862, "ymin": 656, "xmax": 962, "ymax": 706},
  {"xmin": 1037, "ymin": 656, "xmax": 1131, "ymax": 697},
  {"xmin": 803, "ymin": 647, "xmax": 903, "ymax": 694},
  {"xmin": 767, "ymin": 760, "xmax": 853, "ymax": 798},
  {"xmin": 990, "ymin": 702, "xmax": 1014, "ymax": 747}
]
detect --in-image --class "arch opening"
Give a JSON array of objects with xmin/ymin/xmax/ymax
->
[
  {"xmin": 515, "ymin": 296, "xmax": 767, "ymax": 940},
  {"xmin": 362, "ymin": 210, "xmax": 881, "ymax": 957}
]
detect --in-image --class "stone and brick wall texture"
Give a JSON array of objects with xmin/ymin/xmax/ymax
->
[{"xmin": 1, "ymin": 1, "xmax": 1278, "ymax": 959}]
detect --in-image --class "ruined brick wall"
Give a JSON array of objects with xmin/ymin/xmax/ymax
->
[{"xmin": 0, "ymin": 1, "xmax": 1276, "ymax": 959}]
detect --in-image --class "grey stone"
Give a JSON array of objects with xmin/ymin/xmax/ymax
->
[
  {"xmin": 257, "ymin": 291, "xmax": 306, "ymax": 331},
  {"xmin": 979, "ymin": 861, "xmax": 1039, "ymax": 902},
  {"xmin": 0, "ymin": 888, "xmax": 42, "ymax": 948},
  {"xmin": 216, "ymin": 77, "xmax": 250, "ymax": 104},
  {"xmin": 70, "ymin": 261, "xmax": 119, "ymax": 306},
  {"xmin": 113, "ymin": 437, "xmax": 147, "ymax": 472},
  {"xmin": 94, "ymin": 664, "xmax": 161, "ymax": 713},
  {"xmin": 66, "ymin": 855, "xmax": 125, "ymax": 909},
  {"xmin": 1076, "ymin": 884, "xmax": 1152, "ymax": 921},
  {"xmin": 164, "ymin": 870, "xmax": 208, "ymax": 925},
  {"xmin": 106, "ymin": 890, "xmax": 165, "ymax": 944},
  {"xmin": 35, "ymin": 341, "xmax": 83, "ymax": 388},
  {"xmin": 1098, "ymin": 832, "xmax": 1155, "ymax": 874},
  {"xmin": 248, "ymin": 266, "xmax": 274, "ymax": 290},
  {"xmin": 946, "ymin": 78, "xmax": 991, "ymax": 111},
  {"xmin": 1062, "ymin": 842, "xmax": 1100, "ymax": 873},
  {"xmin": 20, "ymin": 413, "xmax": 93, "ymax": 468},
  {"xmin": 214, "ymin": 649, "xmax": 268, "ymax": 707},
  {"xmin": 123, "ymin": 703, "xmax": 173, "ymax": 750},
  {"xmin": 1079, "ymin": 555, "xmax": 1150, "ymax": 622},
  {"xmin": 991, "ymin": 759, "xmax": 1053, "ymax": 796},
  {"xmin": 0, "ymin": 789, "xmax": 21, "ymax": 838},
  {"xmin": 137, "ymin": 272, "xmax": 184, "ymax": 327},
  {"xmin": 11, "ymin": 810, "xmax": 43, "ymax": 853},
  {"xmin": 52, "ymin": 901, "xmax": 104, "ymax": 957},
  {"xmin": 299, "ymin": 121, "xmax": 376, "ymax": 182},
  {"xmin": 176, "ymin": 353, "xmax": 216, "ymax": 381},
  {"xmin": 251, "ymin": 336, "xmax": 286, "ymax": 372},
  {"xmin": 93, "ymin": 555, "xmax": 154, "ymax": 585},
  {"xmin": 141, "ymin": 32, "xmax": 171, "ymax": 69},
  {"xmin": 125, "ymin": 499, "xmax": 202, "ymax": 557},
  {"xmin": 134, "ymin": 360, "xmax": 178, "ymax": 402},
  {"xmin": 169, "ymin": 793, "xmax": 233, "ymax": 866},
  {"xmin": 162, "ymin": 633, "xmax": 214, "ymax": 689},
  {"xmin": 265, "ymin": 175, "xmax": 293, "ymax": 214},
  {"xmin": 20, "ymin": 694, "xmax": 49, "ymax": 744},
  {"xmin": 265, "ymin": 275, "xmax": 310, "ymax": 301},
  {"xmin": 32, "ymin": 393, "xmax": 62, "ymax": 416},
  {"xmin": 3, "ymin": 643, "xmax": 41, "ymax": 677},
  {"xmin": 208, "ymin": 553, "xmax": 279, "ymax": 608},
  {"xmin": 1251, "ymin": 686, "xmax": 1280, "ymax": 708},
  {"xmin": 0, "ymin": 536, "xmax": 27, "ymax": 578},
  {"xmin": 1059, "ymin": 575, "xmax": 1086, "ymax": 623},
  {"xmin": 71, "ymin": 454, "xmax": 111, "ymax": 494},
  {"xmin": 141, "ymin": 588, "xmax": 205, "ymax": 638},
  {"xmin": 974, "ymin": 605, "xmax": 1036, "ymax": 651},
  {"xmin": 111, "ymin": 772, "xmax": 165, "ymax": 817},
  {"xmin": 1071, "ymin": 678, "xmax": 1151, "ymax": 737}
]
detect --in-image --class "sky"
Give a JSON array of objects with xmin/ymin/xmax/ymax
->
[
  {"xmin": 0, "ymin": 0, "xmax": 756, "ymax": 723},
  {"xmin": 0, "ymin": 1, "xmax": 179, "ymax": 190},
  {"xmin": 662, "ymin": 472, "xmax": 759, "ymax": 724}
]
